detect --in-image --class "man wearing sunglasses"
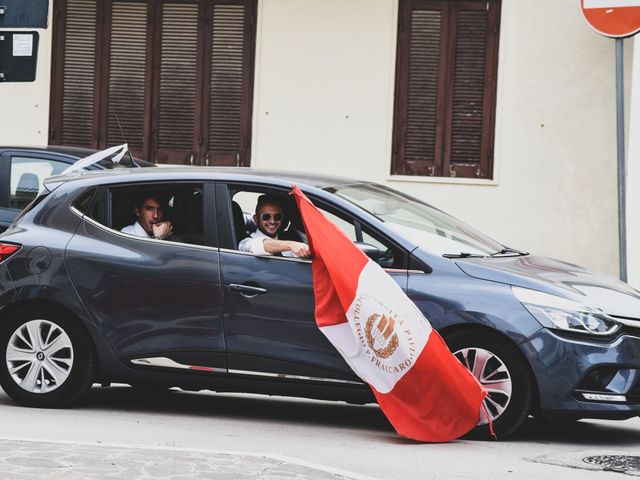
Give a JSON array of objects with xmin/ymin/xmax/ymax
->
[{"xmin": 239, "ymin": 195, "xmax": 310, "ymax": 258}]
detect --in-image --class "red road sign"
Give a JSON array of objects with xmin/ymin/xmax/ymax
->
[{"xmin": 581, "ymin": 0, "xmax": 640, "ymax": 37}]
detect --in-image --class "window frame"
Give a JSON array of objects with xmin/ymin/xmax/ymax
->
[
  {"xmin": 85, "ymin": 181, "xmax": 217, "ymax": 248},
  {"xmin": 219, "ymin": 183, "xmax": 410, "ymax": 270},
  {"xmin": 391, "ymin": 0, "xmax": 501, "ymax": 180},
  {"xmin": 222, "ymin": 184, "xmax": 310, "ymax": 261}
]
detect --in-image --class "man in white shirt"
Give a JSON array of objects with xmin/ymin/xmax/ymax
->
[
  {"xmin": 121, "ymin": 195, "xmax": 174, "ymax": 240},
  {"xmin": 239, "ymin": 195, "xmax": 310, "ymax": 258}
]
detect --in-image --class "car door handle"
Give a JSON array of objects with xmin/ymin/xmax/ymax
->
[{"xmin": 227, "ymin": 283, "xmax": 268, "ymax": 297}]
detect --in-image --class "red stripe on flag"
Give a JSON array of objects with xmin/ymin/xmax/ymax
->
[
  {"xmin": 372, "ymin": 331, "xmax": 486, "ymax": 442},
  {"xmin": 291, "ymin": 185, "xmax": 368, "ymax": 326}
]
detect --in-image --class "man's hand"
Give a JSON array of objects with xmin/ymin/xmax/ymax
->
[
  {"xmin": 152, "ymin": 221, "xmax": 173, "ymax": 240},
  {"xmin": 262, "ymin": 238, "xmax": 311, "ymax": 257},
  {"xmin": 288, "ymin": 241, "xmax": 310, "ymax": 258}
]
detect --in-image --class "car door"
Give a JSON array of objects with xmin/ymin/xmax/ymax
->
[
  {"xmin": 216, "ymin": 183, "xmax": 410, "ymax": 385},
  {"xmin": 0, "ymin": 150, "xmax": 73, "ymax": 232},
  {"xmin": 65, "ymin": 182, "xmax": 226, "ymax": 371}
]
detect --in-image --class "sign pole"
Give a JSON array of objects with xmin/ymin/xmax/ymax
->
[{"xmin": 616, "ymin": 38, "xmax": 627, "ymax": 282}]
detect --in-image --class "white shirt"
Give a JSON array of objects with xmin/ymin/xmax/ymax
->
[
  {"xmin": 238, "ymin": 230, "xmax": 296, "ymax": 257},
  {"xmin": 121, "ymin": 221, "xmax": 152, "ymax": 238}
]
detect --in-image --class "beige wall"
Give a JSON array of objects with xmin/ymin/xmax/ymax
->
[
  {"xmin": 253, "ymin": 0, "xmax": 623, "ymax": 277},
  {"xmin": 0, "ymin": 5, "xmax": 52, "ymax": 148},
  {"xmin": 0, "ymin": 0, "xmax": 627, "ymax": 279},
  {"xmin": 628, "ymin": 36, "xmax": 640, "ymax": 290},
  {"xmin": 252, "ymin": 0, "xmax": 398, "ymax": 181}
]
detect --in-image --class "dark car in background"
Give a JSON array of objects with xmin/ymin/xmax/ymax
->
[
  {"xmin": 0, "ymin": 146, "xmax": 152, "ymax": 232},
  {"xmin": 0, "ymin": 162, "xmax": 639, "ymax": 439}
]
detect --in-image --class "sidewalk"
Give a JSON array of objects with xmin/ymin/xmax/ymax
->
[{"xmin": 0, "ymin": 438, "xmax": 365, "ymax": 480}]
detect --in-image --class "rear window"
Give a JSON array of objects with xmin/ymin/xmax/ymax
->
[
  {"xmin": 72, "ymin": 189, "xmax": 96, "ymax": 215},
  {"xmin": 10, "ymin": 192, "xmax": 50, "ymax": 227}
]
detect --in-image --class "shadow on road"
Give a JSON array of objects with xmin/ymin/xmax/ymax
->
[
  {"xmin": 0, "ymin": 385, "xmax": 637, "ymax": 444},
  {"xmin": 508, "ymin": 416, "xmax": 640, "ymax": 446},
  {"xmin": 80, "ymin": 385, "xmax": 395, "ymax": 434}
]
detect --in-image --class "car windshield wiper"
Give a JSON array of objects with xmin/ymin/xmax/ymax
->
[
  {"xmin": 442, "ymin": 252, "xmax": 486, "ymax": 258},
  {"xmin": 489, "ymin": 247, "xmax": 529, "ymax": 257}
]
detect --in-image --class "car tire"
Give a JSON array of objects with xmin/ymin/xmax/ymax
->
[
  {"xmin": 444, "ymin": 329, "xmax": 533, "ymax": 439},
  {"xmin": 0, "ymin": 307, "xmax": 95, "ymax": 408}
]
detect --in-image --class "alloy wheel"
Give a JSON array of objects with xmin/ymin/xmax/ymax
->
[
  {"xmin": 5, "ymin": 319, "xmax": 74, "ymax": 394},
  {"xmin": 454, "ymin": 347, "xmax": 512, "ymax": 425}
]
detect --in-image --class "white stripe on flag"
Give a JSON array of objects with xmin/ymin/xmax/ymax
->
[
  {"xmin": 584, "ymin": 0, "xmax": 640, "ymax": 8},
  {"xmin": 321, "ymin": 260, "xmax": 432, "ymax": 394}
]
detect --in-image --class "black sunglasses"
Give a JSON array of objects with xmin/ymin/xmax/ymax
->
[{"xmin": 260, "ymin": 213, "xmax": 283, "ymax": 221}]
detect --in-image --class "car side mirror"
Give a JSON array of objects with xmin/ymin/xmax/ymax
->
[{"xmin": 355, "ymin": 242, "xmax": 380, "ymax": 261}]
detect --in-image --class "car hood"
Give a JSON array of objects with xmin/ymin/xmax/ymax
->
[{"xmin": 454, "ymin": 254, "xmax": 640, "ymax": 319}]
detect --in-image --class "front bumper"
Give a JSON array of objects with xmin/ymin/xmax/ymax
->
[{"xmin": 521, "ymin": 327, "xmax": 640, "ymax": 419}]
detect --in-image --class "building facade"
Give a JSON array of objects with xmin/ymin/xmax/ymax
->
[{"xmin": 0, "ymin": 0, "xmax": 633, "ymax": 284}]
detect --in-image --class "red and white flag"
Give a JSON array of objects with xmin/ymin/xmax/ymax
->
[{"xmin": 291, "ymin": 185, "xmax": 488, "ymax": 442}]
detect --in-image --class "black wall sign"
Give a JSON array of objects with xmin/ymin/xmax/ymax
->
[
  {"xmin": 0, "ymin": 31, "xmax": 39, "ymax": 82},
  {"xmin": 0, "ymin": 0, "xmax": 49, "ymax": 29}
]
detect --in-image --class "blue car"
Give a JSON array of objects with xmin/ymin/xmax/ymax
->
[{"xmin": 0, "ymin": 155, "xmax": 638, "ymax": 439}]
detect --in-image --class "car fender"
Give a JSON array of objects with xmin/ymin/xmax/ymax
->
[
  {"xmin": 1, "ymin": 282, "xmax": 128, "ymax": 380},
  {"xmin": 408, "ymin": 270, "xmax": 543, "ymax": 345}
]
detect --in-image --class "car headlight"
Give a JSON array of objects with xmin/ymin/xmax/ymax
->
[{"xmin": 512, "ymin": 286, "xmax": 620, "ymax": 336}]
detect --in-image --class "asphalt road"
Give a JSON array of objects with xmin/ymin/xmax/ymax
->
[{"xmin": 0, "ymin": 385, "xmax": 638, "ymax": 479}]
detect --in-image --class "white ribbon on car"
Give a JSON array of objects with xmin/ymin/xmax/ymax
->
[{"xmin": 61, "ymin": 143, "xmax": 129, "ymax": 174}]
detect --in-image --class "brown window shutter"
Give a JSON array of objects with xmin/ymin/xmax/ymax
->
[
  {"xmin": 403, "ymin": 6, "xmax": 444, "ymax": 176},
  {"xmin": 156, "ymin": 2, "xmax": 199, "ymax": 164},
  {"xmin": 392, "ymin": 0, "xmax": 500, "ymax": 179},
  {"xmin": 105, "ymin": 1, "xmax": 148, "ymax": 151},
  {"xmin": 51, "ymin": 0, "xmax": 257, "ymax": 166},
  {"xmin": 446, "ymin": 2, "xmax": 498, "ymax": 179},
  {"xmin": 206, "ymin": 1, "xmax": 254, "ymax": 166},
  {"xmin": 59, "ymin": 0, "xmax": 98, "ymax": 147}
]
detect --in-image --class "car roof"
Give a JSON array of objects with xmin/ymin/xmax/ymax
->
[{"xmin": 45, "ymin": 166, "xmax": 366, "ymax": 191}]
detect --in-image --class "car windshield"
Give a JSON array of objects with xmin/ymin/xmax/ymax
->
[{"xmin": 326, "ymin": 183, "xmax": 504, "ymax": 256}]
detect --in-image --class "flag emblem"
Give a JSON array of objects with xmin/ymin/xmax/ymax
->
[{"xmin": 365, "ymin": 312, "xmax": 399, "ymax": 359}]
